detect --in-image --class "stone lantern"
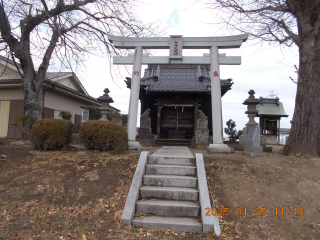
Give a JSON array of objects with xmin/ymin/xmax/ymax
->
[
  {"xmin": 97, "ymin": 88, "xmax": 114, "ymax": 121},
  {"xmin": 242, "ymin": 89, "xmax": 264, "ymax": 157}
]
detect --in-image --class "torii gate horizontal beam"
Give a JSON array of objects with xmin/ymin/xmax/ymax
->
[
  {"xmin": 113, "ymin": 55, "xmax": 241, "ymax": 65},
  {"xmin": 107, "ymin": 34, "xmax": 249, "ymax": 49}
]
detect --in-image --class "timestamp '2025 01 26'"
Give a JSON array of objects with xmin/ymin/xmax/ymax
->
[{"xmin": 205, "ymin": 208, "xmax": 304, "ymax": 216}]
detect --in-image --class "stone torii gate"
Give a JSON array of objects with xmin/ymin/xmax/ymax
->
[{"xmin": 107, "ymin": 34, "xmax": 248, "ymax": 151}]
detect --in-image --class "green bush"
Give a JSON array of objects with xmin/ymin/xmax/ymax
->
[
  {"xmin": 79, "ymin": 120, "xmax": 128, "ymax": 152},
  {"xmin": 88, "ymin": 105, "xmax": 102, "ymax": 120},
  {"xmin": 31, "ymin": 119, "xmax": 73, "ymax": 150},
  {"xmin": 59, "ymin": 110, "xmax": 72, "ymax": 120}
]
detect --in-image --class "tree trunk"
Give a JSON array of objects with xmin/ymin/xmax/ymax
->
[
  {"xmin": 283, "ymin": 26, "xmax": 320, "ymax": 157},
  {"xmin": 19, "ymin": 41, "xmax": 44, "ymax": 137},
  {"xmin": 22, "ymin": 73, "xmax": 43, "ymax": 137}
]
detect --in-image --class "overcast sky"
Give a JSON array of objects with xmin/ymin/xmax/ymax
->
[{"xmin": 78, "ymin": 0, "xmax": 298, "ymax": 132}]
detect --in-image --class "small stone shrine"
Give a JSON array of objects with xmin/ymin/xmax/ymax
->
[
  {"xmin": 97, "ymin": 88, "xmax": 121, "ymax": 120},
  {"xmin": 195, "ymin": 110, "xmax": 209, "ymax": 149},
  {"xmin": 242, "ymin": 90, "xmax": 265, "ymax": 157},
  {"xmin": 136, "ymin": 109, "xmax": 155, "ymax": 146}
]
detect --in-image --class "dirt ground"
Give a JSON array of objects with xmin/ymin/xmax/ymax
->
[{"xmin": 0, "ymin": 139, "xmax": 319, "ymax": 239}]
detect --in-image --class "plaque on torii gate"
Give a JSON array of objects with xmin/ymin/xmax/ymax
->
[{"xmin": 108, "ymin": 34, "xmax": 248, "ymax": 151}]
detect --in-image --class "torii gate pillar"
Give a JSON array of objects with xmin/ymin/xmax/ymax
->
[
  {"xmin": 208, "ymin": 46, "xmax": 231, "ymax": 153},
  {"xmin": 127, "ymin": 46, "xmax": 143, "ymax": 150}
]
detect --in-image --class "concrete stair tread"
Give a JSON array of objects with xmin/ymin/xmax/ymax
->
[
  {"xmin": 143, "ymin": 174, "xmax": 198, "ymax": 188},
  {"xmin": 147, "ymin": 155, "xmax": 196, "ymax": 166},
  {"xmin": 149, "ymin": 155, "xmax": 195, "ymax": 158},
  {"xmin": 150, "ymin": 146, "xmax": 194, "ymax": 158},
  {"xmin": 136, "ymin": 199, "xmax": 200, "ymax": 217},
  {"xmin": 132, "ymin": 216, "xmax": 202, "ymax": 233},
  {"xmin": 146, "ymin": 164, "xmax": 196, "ymax": 169},
  {"xmin": 140, "ymin": 186, "xmax": 198, "ymax": 192},
  {"xmin": 136, "ymin": 199, "xmax": 200, "ymax": 207},
  {"xmin": 143, "ymin": 174, "xmax": 197, "ymax": 179},
  {"xmin": 146, "ymin": 164, "xmax": 196, "ymax": 176}
]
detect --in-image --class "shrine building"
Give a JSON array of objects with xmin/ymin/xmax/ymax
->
[
  {"xmin": 256, "ymin": 97, "xmax": 289, "ymax": 144},
  {"xmin": 125, "ymin": 64, "xmax": 233, "ymax": 139}
]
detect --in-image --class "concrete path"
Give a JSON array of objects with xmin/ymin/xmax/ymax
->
[{"xmin": 150, "ymin": 146, "xmax": 194, "ymax": 158}]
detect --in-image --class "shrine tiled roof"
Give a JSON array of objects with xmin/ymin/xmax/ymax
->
[
  {"xmin": 256, "ymin": 97, "xmax": 289, "ymax": 117},
  {"xmin": 125, "ymin": 64, "xmax": 233, "ymax": 95}
]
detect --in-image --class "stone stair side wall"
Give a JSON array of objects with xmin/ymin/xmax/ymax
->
[
  {"xmin": 121, "ymin": 151, "xmax": 149, "ymax": 224},
  {"xmin": 195, "ymin": 153, "xmax": 220, "ymax": 235}
]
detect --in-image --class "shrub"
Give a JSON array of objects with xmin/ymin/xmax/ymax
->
[
  {"xmin": 79, "ymin": 120, "xmax": 128, "ymax": 152},
  {"xmin": 59, "ymin": 110, "xmax": 72, "ymax": 120},
  {"xmin": 88, "ymin": 105, "xmax": 102, "ymax": 120},
  {"xmin": 31, "ymin": 119, "xmax": 73, "ymax": 150}
]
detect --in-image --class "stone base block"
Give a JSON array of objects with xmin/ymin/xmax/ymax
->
[
  {"xmin": 244, "ymin": 146, "xmax": 263, "ymax": 153},
  {"xmin": 128, "ymin": 141, "xmax": 141, "ymax": 150},
  {"xmin": 138, "ymin": 128, "xmax": 152, "ymax": 135},
  {"xmin": 243, "ymin": 152, "xmax": 265, "ymax": 157},
  {"xmin": 234, "ymin": 146, "xmax": 272, "ymax": 152},
  {"xmin": 195, "ymin": 144, "xmax": 208, "ymax": 150},
  {"xmin": 243, "ymin": 146, "xmax": 265, "ymax": 157},
  {"xmin": 136, "ymin": 135, "xmax": 155, "ymax": 147},
  {"xmin": 207, "ymin": 144, "xmax": 231, "ymax": 153}
]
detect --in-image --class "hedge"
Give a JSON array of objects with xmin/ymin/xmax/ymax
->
[
  {"xmin": 79, "ymin": 120, "xmax": 128, "ymax": 152},
  {"xmin": 31, "ymin": 119, "xmax": 73, "ymax": 150}
]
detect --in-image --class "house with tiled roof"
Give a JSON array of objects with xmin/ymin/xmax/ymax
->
[
  {"xmin": 125, "ymin": 64, "xmax": 233, "ymax": 139},
  {"xmin": 0, "ymin": 55, "xmax": 101, "ymax": 138}
]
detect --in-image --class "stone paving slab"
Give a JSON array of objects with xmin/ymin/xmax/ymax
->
[{"xmin": 151, "ymin": 146, "xmax": 194, "ymax": 158}]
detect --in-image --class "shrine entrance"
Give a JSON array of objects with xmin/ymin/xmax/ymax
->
[{"xmin": 159, "ymin": 104, "xmax": 195, "ymax": 139}]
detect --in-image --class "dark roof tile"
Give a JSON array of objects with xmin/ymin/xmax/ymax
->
[{"xmin": 125, "ymin": 64, "xmax": 233, "ymax": 95}]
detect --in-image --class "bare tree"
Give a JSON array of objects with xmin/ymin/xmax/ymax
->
[
  {"xmin": 205, "ymin": 0, "xmax": 320, "ymax": 157},
  {"xmin": 0, "ymin": 0, "xmax": 155, "ymax": 136}
]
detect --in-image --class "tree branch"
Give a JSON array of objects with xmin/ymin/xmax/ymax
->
[
  {"xmin": 21, "ymin": 0, "xmax": 95, "ymax": 37},
  {"xmin": 0, "ymin": 3, "xmax": 19, "ymax": 52},
  {"xmin": 37, "ymin": 17, "xmax": 60, "ymax": 83},
  {"xmin": 269, "ymin": 16, "xmax": 301, "ymax": 46},
  {"xmin": 40, "ymin": 0, "xmax": 49, "ymax": 13}
]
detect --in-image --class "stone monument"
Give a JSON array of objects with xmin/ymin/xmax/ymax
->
[
  {"xmin": 97, "ymin": 88, "xmax": 114, "ymax": 121},
  {"xmin": 195, "ymin": 110, "xmax": 209, "ymax": 149},
  {"xmin": 242, "ymin": 90, "xmax": 265, "ymax": 157},
  {"xmin": 111, "ymin": 111, "xmax": 123, "ymax": 125},
  {"xmin": 136, "ymin": 109, "xmax": 155, "ymax": 146}
]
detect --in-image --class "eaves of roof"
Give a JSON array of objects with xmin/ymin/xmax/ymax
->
[
  {"xmin": 0, "ymin": 79, "xmax": 100, "ymax": 105},
  {"xmin": 256, "ymin": 102, "xmax": 288, "ymax": 117}
]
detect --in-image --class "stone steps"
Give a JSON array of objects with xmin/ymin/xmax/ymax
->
[
  {"xmin": 143, "ymin": 174, "xmax": 197, "ymax": 188},
  {"xmin": 136, "ymin": 199, "xmax": 200, "ymax": 217},
  {"xmin": 145, "ymin": 164, "xmax": 196, "ymax": 176},
  {"xmin": 135, "ymin": 146, "xmax": 203, "ymax": 233},
  {"xmin": 122, "ymin": 146, "xmax": 217, "ymax": 234},
  {"xmin": 148, "ymin": 155, "xmax": 196, "ymax": 166},
  {"xmin": 132, "ymin": 216, "xmax": 202, "ymax": 233},
  {"xmin": 140, "ymin": 186, "xmax": 199, "ymax": 201}
]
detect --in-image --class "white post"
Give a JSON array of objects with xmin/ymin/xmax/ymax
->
[
  {"xmin": 207, "ymin": 46, "xmax": 231, "ymax": 153},
  {"xmin": 127, "ymin": 46, "xmax": 143, "ymax": 149}
]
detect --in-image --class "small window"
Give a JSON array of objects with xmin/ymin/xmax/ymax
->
[{"xmin": 82, "ymin": 109, "xmax": 89, "ymax": 122}]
